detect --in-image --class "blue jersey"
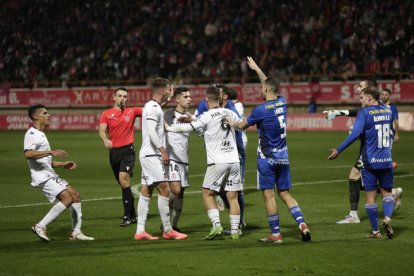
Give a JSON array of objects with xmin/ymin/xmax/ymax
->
[
  {"xmin": 247, "ymin": 96, "xmax": 288, "ymax": 162},
  {"xmin": 389, "ymin": 104, "xmax": 399, "ymax": 121},
  {"xmin": 336, "ymin": 105, "xmax": 393, "ymax": 170},
  {"xmin": 386, "ymin": 103, "xmax": 399, "ymax": 138},
  {"xmin": 196, "ymin": 99, "xmax": 245, "ymax": 155}
]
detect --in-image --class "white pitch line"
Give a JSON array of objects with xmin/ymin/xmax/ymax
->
[{"xmin": 1, "ymin": 173, "xmax": 413, "ymax": 209}]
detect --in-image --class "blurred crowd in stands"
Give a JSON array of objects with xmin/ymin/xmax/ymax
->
[{"xmin": 1, "ymin": 0, "xmax": 413, "ymax": 86}]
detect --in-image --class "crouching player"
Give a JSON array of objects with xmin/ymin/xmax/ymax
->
[{"xmin": 25, "ymin": 104, "xmax": 94, "ymax": 242}]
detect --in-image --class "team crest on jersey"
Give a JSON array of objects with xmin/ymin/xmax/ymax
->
[{"xmin": 124, "ymin": 116, "xmax": 130, "ymax": 122}]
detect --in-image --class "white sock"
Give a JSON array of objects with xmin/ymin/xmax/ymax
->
[
  {"xmin": 229, "ymin": 215, "xmax": 240, "ymax": 234},
  {"xmin": 349, "ymin": 210, "xmax": 358, "ymax": 218},
  {"xmin": 70, "ymin": 202, "xmax": 82, "ymax": 234},
  {"xmin": 158, "ymin": 195, "xmax": 171, "ymax": 233},
  {"xmin": 171, "ymin": 197, "xmax": 183, "ymax": 228},
  {"xmin": 136, "ymin": 194, "xmax": 150, "ymax": 234},
  {"xmin": 38, "ymin": 201, "xmax": 67, "ymax": 228},
  {"xmin": 207, "ymin": 208, "xmax": 221, "ymax": 228}
]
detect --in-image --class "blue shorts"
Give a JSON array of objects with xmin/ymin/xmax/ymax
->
[
  {"xmin": 257, "ymin": 157, "xmax": 291, "ymax": 191},
  {"xmin": 361, "ymin": 168, "xmax": 393, "ymax": 191}
]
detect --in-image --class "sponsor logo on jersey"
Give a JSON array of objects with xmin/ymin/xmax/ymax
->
[{"xmin": 371, "ymin": 157, "xmax": 392, "ymax": 163}]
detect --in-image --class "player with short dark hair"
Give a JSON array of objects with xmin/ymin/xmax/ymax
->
[
  {"xmin": 194, "ymin": 84, "xmax": 247, "ymax": 234},
  {"xmin": 166, "ymin": 86, "xmax": 243, "ymax": 240},
  {"xmin": 329, "ymin": 85, "xmax": 395, "ymax": 239},
  {"xmin": 99, "ymin": 88, "xmax": 143, "ymax": 226},
  {"xmin": 230, "ymin": 57, "xmax": 311, "ymax": 243},
  {"xmin": 25, "ymin": 104, "xmax": 94, "ymax": 242},
  {"xmin": 380, "ymin": 88, "xmax": 400, "ymax": 144},
  {"xmin": 164, "ymin": 86, "xmax": 192, "ymax": 231}
]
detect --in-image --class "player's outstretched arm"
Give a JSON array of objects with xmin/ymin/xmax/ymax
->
[
  {"xmin": 323, "ymin": 110, "xmax": 350, "ymax": 120},
  {"xmin": 176, "ymin": 113, "xmax": 196, "ymax": 123},
  {"xmin": 227, "ymin": 117, "xmax": 250, "ymax": 131},
  {"xmin": 247, "ymin": 56, "xmax": 267, "ymax": 85},
  {"xmin": 25, "ymin": 149, "xmax": 68, "ymax": 159},
  {"xmin": 323, "ymin": 109, "xmax": 360, "ymax": 120},
  {"xmin": 328, "ymin": 148, "xmax": 340, "ymax": 160},
  {"xmin": 52, "ymin": 161, "xmax": 77, "ymax": 170}
]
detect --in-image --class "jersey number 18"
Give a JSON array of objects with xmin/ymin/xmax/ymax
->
[{"xmin": 375, "ymin": 123, "xmax": 390, "ymax": 148}]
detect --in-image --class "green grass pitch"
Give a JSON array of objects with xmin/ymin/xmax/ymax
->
[{"xmin": 0, "ymin": 130, "xmax": 413, "ymax": 275}]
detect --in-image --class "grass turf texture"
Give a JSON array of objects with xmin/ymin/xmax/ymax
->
[{"xmin": 0, "ymin": 130, "xmax": 413, "ymax": 275}]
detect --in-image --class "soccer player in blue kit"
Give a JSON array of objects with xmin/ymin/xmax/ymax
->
[
  {"xmin": 329, "ymin": 85, "xmax": 395, "ymax": 239},
  {"xmin": 230, "ymin": 57, "xmax": 311, "ymax": 243}
]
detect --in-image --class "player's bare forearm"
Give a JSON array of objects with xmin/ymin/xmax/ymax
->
[
  {"xmin": 159, "ymin": 146, "xmax": 170, "ymax": 166},
  {"xmin": 52, "ymin": 161, "xmax": 77, "ymax": 169},
  {"xmin": 247, "ymin": 56, "xmax": 267, "ymax": 85},
  {"xmin": 24, "ymin": 149, "xmax": 68, "ymax": 159},
  {"xmin": 98, "ymin": 124, "xmax": 112, "ymax": 148},
  {"xmin": 234, "ymin": 120, "xmax": 250, "ymax": 131}
]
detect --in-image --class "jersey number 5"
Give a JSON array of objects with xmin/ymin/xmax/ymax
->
[{"xmin": 375, "ymin": 123, "xmax": 390, "ymax": 148}]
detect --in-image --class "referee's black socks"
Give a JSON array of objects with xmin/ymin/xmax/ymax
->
[
  {"xmin": 348, "ymin": 179, "xmax": 361, "ymax": 211},
  {"xmin": 122, "ymin": 187, "xmax": 135, "ymax": 218}
]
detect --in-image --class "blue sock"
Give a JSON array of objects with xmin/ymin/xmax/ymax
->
[
  {"xmin": 383, "ymin": 195, "xmax": 394, "ymax": 218},
  {"xmin": 238, "ymin": 191, "xmax": 245, "ymax": 225},
  {"xmin": 365, "ymin": 203, "xmax": 379, "ymax": 232},
  {"xmin": 267, "ymin": 214, "xmax": 280, "ymax": 234},
  {"xmin": 289, "ymin": 206, "xmax": 305, "ymax": 226}
]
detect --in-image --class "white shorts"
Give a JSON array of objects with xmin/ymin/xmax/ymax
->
[
  {"xmin": 168, "ymin": 160, "xmax": 189, "ymax": 188},
  {"xmin": 140, "ymin": 156, "xmax": 168, "ymax": 186},
  {"xmin": 34, "ymin": 177, "xmax": 69, "ymax": 203},
  {"xmin": 203, "ymin": 163, "xmax": 242, "ymax": 192}
]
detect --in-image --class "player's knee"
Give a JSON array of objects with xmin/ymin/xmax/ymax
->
[
  {"xmin": 71, "ymin": 191, "xmax": 81, "ymax": 202},
  {"xmin": 262, "ymin": 189, "xmax": 275, "ymax": 200},
  {"xmin": 59, "ymin": 191, "xmax": 74, "ymax": 207},
  {"xmin": 170, "ymin": 186, "xmax": 181, "ymax": 196},
  {"xmin": 118, "ymin": 173, "xmax": 131, "ymax": 188}
]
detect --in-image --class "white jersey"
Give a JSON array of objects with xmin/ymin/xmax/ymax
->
[
  {"xmin": 139, "ymin": 100, "xmax": 165, "ymax": 158},
  {"xmin": 168, "ymin": 108, "xmax": 241, "ymax": 164},
  {"xmin": 234, "ymin": 101, "xmax": 248, "ymax": 147},
  {"xmin": 234, "ymin": 102, "xmax": 244, "ymax": 119},
  {"xmin": 24, "ymin": 127, "xmax": 57, "ymax": 186},
  {"xmin": 164, "ymin": 109, "xmax": 190, "ymax": 164}
]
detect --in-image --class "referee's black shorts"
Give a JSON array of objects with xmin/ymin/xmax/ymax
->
[{"xmin": 109, "ymin": 144, "xmax": 135, "ymax": 181}]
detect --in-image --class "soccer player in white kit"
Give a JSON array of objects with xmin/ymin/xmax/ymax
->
[
  {"xmin": 166, "ymin": 86, "xmax": 243, "ymax": 240},
  {"xmin": 134, "ymin": 77, "xmax": 188, "ymax": 241},
  {"xmin": 24, "ymin": 104, "xmax": 94, "ymax": 242},
  {"xmin": 164, "ymin": 87, "xmax": 192, "ymax": 231}
]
